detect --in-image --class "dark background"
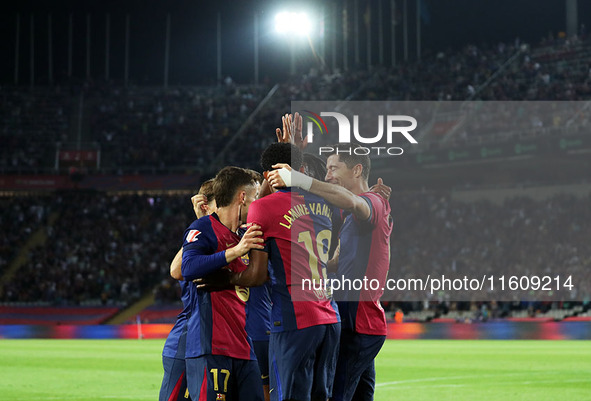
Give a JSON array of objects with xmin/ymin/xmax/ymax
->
[{"xmin": 1, "ymin": 0, "xmax": 590, "ymax": 85}]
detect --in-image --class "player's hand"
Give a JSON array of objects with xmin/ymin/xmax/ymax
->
[
  {"xmin": 327, "ymin": 242, "xmax": 340, "ymax": 273},
  {"xmin": 276, "ymin": 113, "xmax": 292, "ymax": 143},
  {"xmin": 291, "ymin": 112, "xmax": 307, "ymax": 150},
  {"xmin": 267, "ymin": 163, "xmax": 292, "ymax": 189},
  {"xmin": 191, "ymin": 194, "xmax": 209, "ymax": 219},
  {"xmin": 275, "ymin": 112, "xmax": 307, "ymax": 150},
  {"xmin": 193, "ymin": 268, "xmax": 233, "ymax": 291},
  {"xmin": 369, "ymin": 178, "xmax": 391, "ymax": 201},
  {"xmin": 233, "ymin": 224, "xmax": 264, "ymax": 257}
]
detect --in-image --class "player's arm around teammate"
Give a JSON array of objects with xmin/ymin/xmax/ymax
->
[{"xmin": 267, "ymin": 163, "xmax": 390, "ymax": 217}]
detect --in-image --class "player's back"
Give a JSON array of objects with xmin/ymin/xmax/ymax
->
[{"xmin": 247, "ymin": 188, "xmax": 339, "ymax": 332}]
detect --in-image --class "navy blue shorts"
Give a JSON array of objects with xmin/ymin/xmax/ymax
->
[
  {"xmin": 186, "ymin": 354, "xmax": 264, "ymax": 401},
  {"xmin": 253, "ymin": 340, "xmax": 270, "ymax": 386},
  {"xmin": 269, "ymin": 323, "xmax": 341, "ymax": 401},
  {"xmin": 159, "ymin": 356, "xmax": 190, "ymax": 401},
  {"xmin": 332, "ymin": 329, "xmax": 386, "ymax": 401}
]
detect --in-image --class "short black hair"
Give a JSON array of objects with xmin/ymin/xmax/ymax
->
[
  {"xmin": 326, "ymin": 143, "xmax": 371, "ymax": 181},
  {"xmin": 213, "ymin": 166, "xmax": 259, "ymax": 207},
  {"xmin": 302, "ymin": 153, "xmax": 327, "ymax": 181},
  {"xmin": 260, "ymin": 143, "xmax": 303, "ymax": 172}
]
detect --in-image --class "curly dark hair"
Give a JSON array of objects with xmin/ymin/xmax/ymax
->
[{"xmin": 260, "ymin": 143, "xmax": 303, "ymax": 172}]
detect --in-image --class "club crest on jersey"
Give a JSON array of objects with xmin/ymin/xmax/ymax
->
[
  {"xmin": 240, "ymin": 254, "xmax": 249, "ymax": 266},
  {"xmin": 186, "ymin": 230, "xmax": 201, "ymax": 243},
  {"xmin": 216, "ymin": 394, "xmax": 226, "ymax": 401}
]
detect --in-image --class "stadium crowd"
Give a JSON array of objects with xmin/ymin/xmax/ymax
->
[
  {"xmin": 2, "ymin": 35, "xmax": 591, "ymax": 174},
  {"xmin": 0, "ymin": 192, "xmax": 193, "ymax": 305},
  {"xmin": 0, "ymin": 196, "xmax": 51, "ymax": 275},
  {"xmin": 90, "ymin": 84, "xmax": 267, "ymax": 172},
  {"xmin": 1, "ymin": 35, "xmax": 590, "ymax": 314},
  {"xmin": 389, "ymin": 191, "xmax": 591, "ymax": 314},
  {"xmin": 1, "ymin": 189, "xmax": 588, "ymax": 314},
  {"xmin": 0, "ymin": 87, "xmax": 71, "ymax": 171}
]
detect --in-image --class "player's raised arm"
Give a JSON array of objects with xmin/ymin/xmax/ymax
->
[
  {"xmin": 191, "ymin": 193, "xmax": 209, "ymax": 219},
  {"xmin": 268, "ymin": 163, "xmax": 372, "ymax": 221},
  {"xmin": 275, "ymin": 112, "xmax": 307, "ymax": 150}
]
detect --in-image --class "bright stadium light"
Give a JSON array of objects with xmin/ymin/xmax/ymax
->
[{"xmin": 274, "ymin": 12, "xmax": 312, "ymax": 36}]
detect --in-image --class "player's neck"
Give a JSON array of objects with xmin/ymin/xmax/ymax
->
[
  {"xmin": 349, "ymin": 180, "xmax": 369, "ymax": 195},
  {"xmin": 216, "ymin": 204, "xmax": 240, "ymax": 233}
]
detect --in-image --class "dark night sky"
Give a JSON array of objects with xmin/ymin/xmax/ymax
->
[{"xmin": 1, "ymin": 0, "xmax": 589, "ymax": 85}]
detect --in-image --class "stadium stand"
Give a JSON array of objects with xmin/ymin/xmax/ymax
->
[
  {"xmin": 0, "ymin": 87, "xmax": 71, "ymax": 172},
  {"xmin": 0, "ymin": 305, "xmax": 119, "ymax": 325},
  {"xmin": 0, "ymin": 196, "xmax": 51, "ymax": 274},
  {"xmin": 1, "ymin": 36, "xmax": 590, "ymax": 322},
  {"xmin": 89, "ymin": 84, "xmax": 267, "ymax": 172},
  {"xmin": 1, "ymin": 36, "xmax": 591, "ymax": 174},
  {"xmin": 0, "ymin": 192, "xmax": 194, "ymax": 306},
  {"xmin": 2, "ymin": 189, "xmax": 588, "ymax": 323}
]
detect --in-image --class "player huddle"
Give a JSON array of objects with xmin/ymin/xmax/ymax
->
[{"xmin": 159, "ymin": 113, "xmax": 393, "ymax": 401}]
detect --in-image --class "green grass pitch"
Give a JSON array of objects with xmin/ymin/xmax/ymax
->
[{"xmin": 0, "ymin": 339, "xmax": 589, "ymax": 400}]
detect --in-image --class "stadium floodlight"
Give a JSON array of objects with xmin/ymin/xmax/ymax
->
[{"xmin": 274, "ymin": 12, "xmax": 312, "ymax": 37}]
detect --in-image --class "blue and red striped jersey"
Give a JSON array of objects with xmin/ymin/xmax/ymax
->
[
  {"xmin": 236, "ymin": 227, "xmax": 272, "ymax": 342},
  {"xmin": 162, "ymin": 280, "xmax": 191, "ymax": 359},
  {"xmin": 181, "ymin": 213, "xmax": 256, "ymax": 360},
  {"xmin": 247, "ymin": 189, "xmax": 340, "ymax": 333},
  {"xmin": 245, "ymin": 281, "xmax": 272, "ymax": 341},
  {"xmin": 336, "ymin": 191, "xmax": 392, "ymax": 336}
]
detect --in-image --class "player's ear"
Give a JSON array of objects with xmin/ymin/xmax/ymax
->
[{"xmin": 353, "ymin": 164, "xmax": 363, "ymax": 178}]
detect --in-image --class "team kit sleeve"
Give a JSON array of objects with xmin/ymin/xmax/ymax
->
[
  {"xmin": 181, "ymin": 219, "xmax": 227, "ymax": 281},
  {"xmin": 357, "ymin": 192, "xmax": 385, "ymax": 227}
]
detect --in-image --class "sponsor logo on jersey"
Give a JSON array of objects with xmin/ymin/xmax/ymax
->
[{"xmin": 235, "ymin": 286, "xmax": 250, "ymax": 302}]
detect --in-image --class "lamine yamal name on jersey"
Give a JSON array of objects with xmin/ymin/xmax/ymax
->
[{"xmin": 279, "ymin": 201, "xmax": 333, "ymax": 229}]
